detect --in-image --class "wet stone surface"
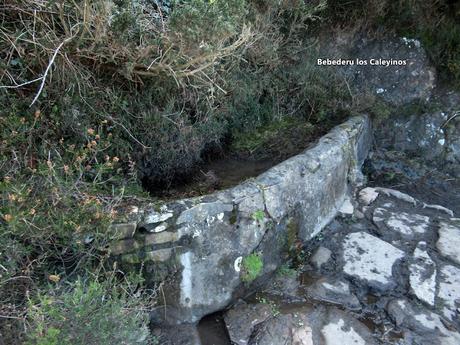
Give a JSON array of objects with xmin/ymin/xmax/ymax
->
[{"xmin": 219, "ymin": 181, "xmax": 460, "ymax": 345}]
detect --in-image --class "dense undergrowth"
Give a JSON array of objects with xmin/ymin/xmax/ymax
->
[{"xmin": 1, "ymin": 0, "xmax": 460, "ymax": 343}]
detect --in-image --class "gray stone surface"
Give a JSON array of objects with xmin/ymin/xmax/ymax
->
[
  {"xmin": 342, "ymin": 232, "xmax": 405, "ymax": 291},
  {"xmin": 224, "ymin": 180, "xmax": 460, "ymax": 345},
  {"xmin": 375, "ymin": 90, "xmax": 460, "ymax": 176},
  {"xmin": 387, "ymin": 299, "xmax": 460, "ymax": 345},
  {"xmin": 320, "ymin": 35, "xmax": 436, "ymax": 106},
  {"xmin": 108, "ymin": 222, "xmax": 137, "ymax": 239},
  {"xmin": 409, "ymin": 242, "xmax": 436, "ymax": 306},
  {"xmin": 306, "ymin": 279, "xmax": 361, "ymax": 310},
  {"xmin": 246, "ymin": 306, "xmax": 375, "ymax": 345},
  {"xmin": 437, "ymin": 264, "xmax": 460, "ymax": 321},
  {"xmin": 110, "ymin": 115, "xmax": 372, "ymax": 324},
  {"xmin": 338, "ymin": 198, "xmax": 354, "ymax": 215},
  {"xmin": 374, "ymin": 188, "xmax": 417, "ymax": 205},
  {"xmin": 358, "ymin": 187, "xmax": 379, "ymax": 205},
  {"xmin": 224, "ymin": 303, "xmax": 272, "ymax": 345},
  {"xmin": 249, "ymin": 313, "xmax": 314, "ymax": 345},
  {"xmin": 266, "ymin": 273, "xmax": 305, "ymax": 302},
  {"xmin": 373, "ymin": 208, "xmax": 430, "ymax": 237},
  {"xmin": 321, "ymin": 313, "xmax": 375, "ymax": 345},
  {"xmin": 207, "ymin": 183, "xmax": 460, "ymax": 344},
  {"xmin": 437, "ymin": 220, "xmax": 460, "ymax": 265},
  {"xmin": 310, "ymin": 246, "xmax": 332, "ymax": 269}
]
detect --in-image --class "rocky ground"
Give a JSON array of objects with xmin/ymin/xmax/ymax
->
[
  {"xmin": 217, "ymin": 172, "xmax": 460, "ymax": 345},
  {"xmin": 152, "ymin": 156, "xmax": 460, "ymax": 345},
  {"xmin": 149, "ymin": 105, "xmax": 460, "ymax": 345}
]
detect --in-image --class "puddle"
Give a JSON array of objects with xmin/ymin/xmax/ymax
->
[
  {"xmin": 366, "ymin": 293, "xmax": 379, "ymax": 305},
  {"xmin": 299, "ymin": 272, "xmax": 325, "ymax": 287},
  {"xmin": 197, "ymin": 312, "xmax": 231, "ymax": 345},
  {"xmin": 202, "ymin": 157, "xmax": 277, "ymax": 189},
  {"xmin": 359, "ymin": 314, "xmax": 404, "ymax": 342}
]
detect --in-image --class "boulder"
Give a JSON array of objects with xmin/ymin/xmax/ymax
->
[
  {"xmin": 436, "ymin": 220, "xmax": 460, "ymax": 265},
  {"xmin": 306, "ymin": 279, "xmax": 361, "ymax": 310},
  {"xmin": 375, "ymin": 90, "xmax": 460, "ymax": 176},
  {"xmin": 437, "ymin": 264, "xmax": 460, "ymax": 321},
  {"xmin": 319, "ymin": 35, "xmax": 436, "ymax": 106},
  {"xmin": 224, "ymin": 303, "xmax": 272, "ymax": 345}
]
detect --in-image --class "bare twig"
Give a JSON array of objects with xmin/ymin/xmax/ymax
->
[
  {"xmin": 0, "ymin": 315, "xmax": 25, "ymax": 320},
  {"xmin": 0, "ymin": 276, "xmax": 33, "ymax": 286},
  {"xmin": 0, "ymin": 77, "xmax": 43, "ymax": 89},
  {"xmin": 441, "ymin": 111, "xmax": 459, "ymax": 128},
  {"xmin": 29, "ymin": 35, "xmax": 75, "ymax": 107},
  {"xmin": 105, "ymin": 115, "xmax": 151, "ymax": 149}
]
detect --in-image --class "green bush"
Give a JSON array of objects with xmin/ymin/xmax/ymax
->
[
  {"xmin": 0, "ymin": 0, "xmax": 255, "ymax": 188},
  {"xmin": 0, "ymin": 2, "xmax": 338, "ymax": 341},
  {"xmin": 3, "ymin": 0, "xmax": 460, "ymax": 342},
  {"xmin": 27, "ymin": 276, "xmax": 154, "ymax": 345},
  {"xmin": 0, "ymin": 94, "xmax": 148, "ymax": 343},
  {"xmin": 0, "ymin": 0, "xmax": 336, "ymax": 188}
]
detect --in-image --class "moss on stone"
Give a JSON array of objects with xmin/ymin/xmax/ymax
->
[
  {"xmin": 286, "ymin": 218, "xmax": 299, "ymax": 252},
  {"xmin": 241, "ymin": 253, "xmax": 263, "ymax": 283},
  {"xmin": 229, "ymin": 207, "xmax": 238, "ymax": 225}
]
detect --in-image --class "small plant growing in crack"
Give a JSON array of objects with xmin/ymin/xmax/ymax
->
[
  {"xmin": 241, "ymin": 253, "xmax": 263, "ymax": 283},
  {"xmin": 256, "ymin": 296, "xmax": 280, "ymax": 317},
  {"xmin": 251, "ymin": 210, "xmax": 265, "ymax": 223},
  {"xmin": 276, "ymin": 264, "xmax": 298, "ymax": 278}
]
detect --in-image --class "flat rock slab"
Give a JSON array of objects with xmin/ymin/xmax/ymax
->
[
  {"xmin": 320, "ymin": 309, "xmax": 377, "ymax": 345},
  {"xmin": 358, "ymin": 187, "xmax": 379, "ymax": 205},
  {"xmin": 306, "ymin": 279, "xmax": 361, "ymax": 310},
  {"xmin": 387, "ymin": 299, "xmax": 460, "ymax": 345},
  {"xmin": 342, "ymin": 232, "xmax": 405, "ymax": 291},
  {"xmin": 321, "ymin": 319, "xmax": 365, "ymax": 345},
  {"xmin": 437, "ymin": 264, "xmax": 460, "ymax": 321},
  {"xmin": 224, "ymin": 303, "xmax": 272, "ymax": 345},
  {"xmin": 373, "ymin": 208, "xmax": 430, "ymax": 237},
  {"xmin": 437, "ymin": 220, "xmax": 460, "ymax": 265},
  {"xmin": 249, "ymin": 313, "xmax": 314, "ymax": 345},
  {"xmin": 409, "ymin": 242, "xmax": 437, "ymax": 306},
  {"xmin": 266, "ymin": 274, "xmax": 306, "ymax": 302},
  {"xmin": 247, "ymin": 306, "xmax": 375, "ymax": 345}
]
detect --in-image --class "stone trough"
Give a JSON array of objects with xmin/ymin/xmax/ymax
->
[{"xmin": 108, "ymin": 115, "xmax": 372, "ymax": 324}]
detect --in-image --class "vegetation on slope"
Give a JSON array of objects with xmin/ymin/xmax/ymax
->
[{"xmin": 1, "ymin": 0, "xmax": 459, "ymax": 343}]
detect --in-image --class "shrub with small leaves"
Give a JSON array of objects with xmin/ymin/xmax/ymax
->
[{"xmin": 27, "ymin": 276, "xmax": 154, "ymax": 345}]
